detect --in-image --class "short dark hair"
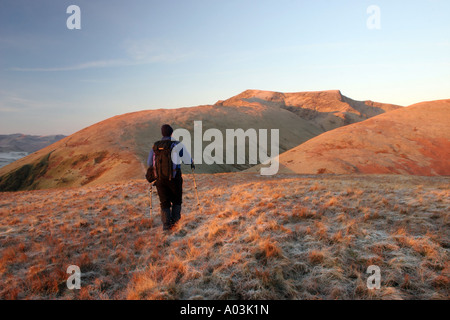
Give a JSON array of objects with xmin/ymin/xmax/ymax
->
[{"xmin": 161, "ymin": 124, "xmax": 173, "ymax": 137}]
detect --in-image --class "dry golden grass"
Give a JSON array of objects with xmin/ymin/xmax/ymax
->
[{"xmin": 0, "ymin": 173, "xmax": 448, "ymax": 300}]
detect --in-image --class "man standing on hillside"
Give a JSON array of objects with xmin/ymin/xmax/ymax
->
[{"xmin": 147, "ymin": 124, "xmax": 194, "ymax": 231}]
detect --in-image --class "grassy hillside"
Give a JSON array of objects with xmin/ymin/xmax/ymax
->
[
  {"xmin": 0, "ymin": 103, "xmax": 320, "ymax": 191},
  {"xmin": 1, "ymin": 173, "xmax": 448, "ymax": 299},
  {"xmin": 264, "ymin": 99, "xmax": 450, "ymax": 175},
  {"xmin": 0, "ymin": 90, "xmax": 401, "ymax": 192}
]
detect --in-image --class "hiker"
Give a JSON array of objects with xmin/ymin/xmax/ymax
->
[{"xmin": 147, "ymin": 124, "xmax": 194, "ymax": 231}]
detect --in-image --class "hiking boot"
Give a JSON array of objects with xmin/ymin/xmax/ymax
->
[
  {"xmin": 171, "ymin": 204, "xmax": 181, "ymax": 225},
  {"xmin": 161, "ymin": 207, "xmax": 172, "ymax": 230}
]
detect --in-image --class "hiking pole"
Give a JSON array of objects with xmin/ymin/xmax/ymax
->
[
  {"xmin": 149, "ymin": 183, "xmax": 153, "ymax": 216},
  {"xmin": 191, "ymin": 167, "xmax": 200, "ymax": 207}
]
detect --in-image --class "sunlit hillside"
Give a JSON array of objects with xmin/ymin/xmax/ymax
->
[
  {"xmin": 255, "ymin": 99, "xmax": 450, "ymax": 175},
  {"xmin": 0, "ymin": 90, "xmax": 400, "ymax": 192}
]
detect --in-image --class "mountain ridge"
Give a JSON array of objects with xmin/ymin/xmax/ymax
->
[
  {"xmin": 0, "ymin": 90, "xmax": 406, "ymax": 191},
  {"xmin": 0, "ymin": 134, "xmax": 66, "ymax": 153},
  {"xmin": 216, "ymin": 89, "xmax": 401, "ymax": 131}
]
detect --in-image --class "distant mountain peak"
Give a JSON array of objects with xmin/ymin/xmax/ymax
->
[
  {"xmin": 214, "ymin": 89, "xmax": 400, "ymax": 131},
  {"xmin": 0, "ymin": 134, "xmax": 66, "ymax": 153},
  {"xmin": 216, "ymin": 89, "xmax": 348, "ymax": 107}
]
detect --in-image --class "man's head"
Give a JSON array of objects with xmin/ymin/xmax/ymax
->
[{"xmin": 161, "ymin": 124, "xmax": 173, "ymax": 137}]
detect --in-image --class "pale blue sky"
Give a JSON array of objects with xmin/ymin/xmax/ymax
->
[{"xmin": 1, "ymin": 0, "xmax": 449, "ymax": 135}]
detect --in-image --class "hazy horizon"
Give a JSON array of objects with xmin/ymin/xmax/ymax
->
[{"xmin": 1, "ymin": 0, "xmax": 449, "ymax": 135}]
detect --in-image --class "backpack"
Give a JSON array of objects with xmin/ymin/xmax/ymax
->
[
  {"xmin": 145, "ymin": 166, "xmax": 156, "ymax": 183},
  {"xmin": 152, "ymin": 139, "xmax": 177, "ymax": 181}
]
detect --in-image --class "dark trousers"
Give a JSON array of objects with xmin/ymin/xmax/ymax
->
[
  {"xmin": 155, "ymin": 170, "xmax": 183, "ymax": 228},
  {"xmin": 155, "ymin": 170, "xmax": 183, "ymax": 208}
]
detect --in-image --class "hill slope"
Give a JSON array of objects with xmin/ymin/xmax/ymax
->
[
  {"xmin": 0, "ymin": 173, "xmax": 448, "ymax": 299},
  {"xmin": 270, "ymin": 100, "xmax": 450, "ymax": 175},
  {"xmin": 0, "ymin": 90, "xmax": 400, "ymax": 191},
  {"xmin": 0, "ymin": 103, "xmax": 319, "ymax": 191}
]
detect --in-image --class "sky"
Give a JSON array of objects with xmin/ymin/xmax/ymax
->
[{"xmin": 0, "ymin": 0, "xmax": 449, "ymax": 135}]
